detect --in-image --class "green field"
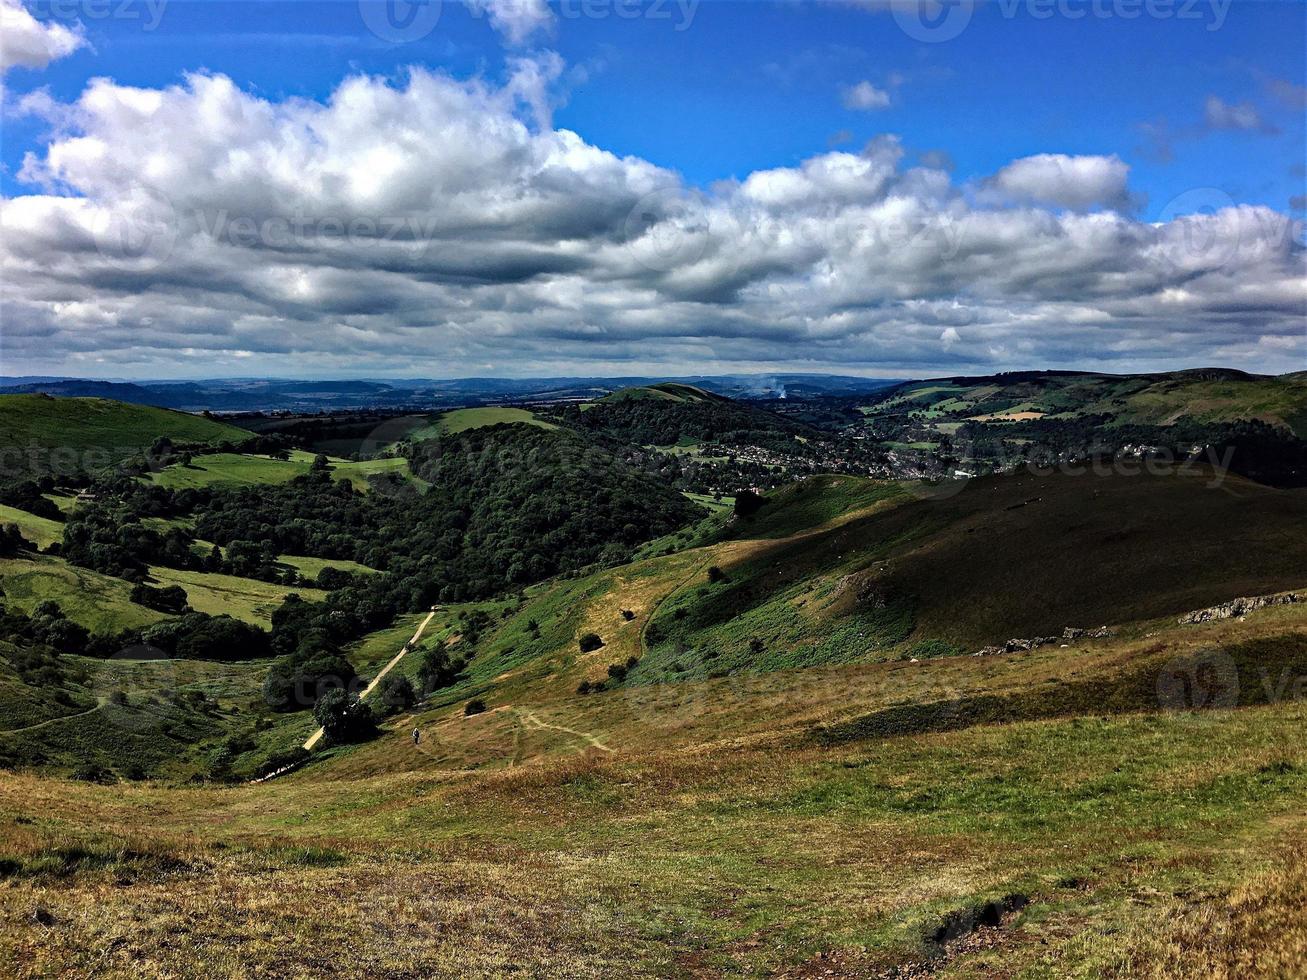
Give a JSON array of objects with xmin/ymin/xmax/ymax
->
[
  {"xmin": 0, "ymin": 395, "xmax": 250, "ymax": 475},
  {"xmin": 0, "ymin": 555, "xmax": 165, "ymax": 634},
  {"xmin": 411, "ymin": 406, "xmax": 558, "ymax": 438},
  {"xmin": 146, "ymin": 567, "xmax": 325, "ymax": 627},
  {"xmin": 145, "ymin": 450, "xmax": 417, "ymax": 492},
  {"xmin": 277, "ymin": 554, "xmax": 379, "ymax": 581},
  {"xmin": 0, "ymin": 505, "xmax": 63, "ymax": 549}
]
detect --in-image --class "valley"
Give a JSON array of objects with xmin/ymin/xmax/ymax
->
[{"xmin": 1, "ymin": 370, "xmax": 1305, "ymax": 976}]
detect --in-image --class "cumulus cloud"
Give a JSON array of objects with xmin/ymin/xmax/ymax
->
[
  {"xmin": 1203, "ymin": 95, "xmax": 1278, "ymax": 135},
  {"xmin": 468, "ymin": 0, "xmax": 554, "ymax": 46},
  {"xmin": 0, "ymin": 0, "xmax": 85, "ymax": 75},
  {"xmin": 1, "ymin": 65, "xmax": 1303, "ymax": 378},
  {"xmin": 842, "ymin": 80, "xmax": 891, "ymax": 111},
  {"xmin": 987, "ymin": 153, "xmax": 1133, "ymax": 212}
]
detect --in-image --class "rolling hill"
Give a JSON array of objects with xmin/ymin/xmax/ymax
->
[{"xmin": 0, "ymin": 394, "xmax": 252, "ymax": 479}]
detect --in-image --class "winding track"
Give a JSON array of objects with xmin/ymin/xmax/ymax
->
[{"xmin": 301, "ymin": 607, "xmax": 439, "ymax": 751}]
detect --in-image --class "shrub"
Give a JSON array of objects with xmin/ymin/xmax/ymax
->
[
  {"xmin": 607, "ymin": 663, "xmax": 627, "ymax": 682},
  {"xmin": 464, "ymin": 698, "xmax": 487, "ymax": 716},
  {"xmin": 707, "ymin": 565, "xmax": 727, "ymax": 583},
  {"xmin": 621, "ymin": 609, "xmax": 635, "ymax": 621},
  {"xmin": 578, "ymin": 632, "xmax": 604, "ymax": 653},
  {"xmin": 576, "ymin": 680, "xmax": 592, "ymax": 695},
  {"xmin": 313, "ymin": 689, "xmax": 377, "ymax": 746},
  {"xmin": 625, "ymin": 656, "xmax": 639, "ymax": 669},
  {"xmin": 376, "ymin": 673, "xmax": 417, "ymax": 713},
  {"xmin": 417, "ymin": 640, "xmax": 465, "ymax": 694}
]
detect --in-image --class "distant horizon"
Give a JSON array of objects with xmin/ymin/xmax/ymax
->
[{"xmin": 1, "ymin": 364, "xmax": 1300, "ymax": 387}]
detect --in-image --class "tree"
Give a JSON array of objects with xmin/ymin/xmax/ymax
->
[
  {"xmin": 313, "ymin": 689, "xmax": 377, "ymax": 746},
  {"xmin": 464, "ymin": 698, "xmax": 487, "ymax": 716},
  {"xmin": 707, "ymin": 565, "xmax": 726, "ymax": 583},
  {"xmin": 578, "ymin": 632, "xmax": 604, "ymax": 653},
  {"xmin": 376, "ymin": 673, "xmax": 416, "ymax": 714},
  {"xmin": 416, "ymin": 640, "xmax": 464, "ymax": 694}
]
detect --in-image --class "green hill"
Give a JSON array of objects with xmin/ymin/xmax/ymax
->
[
  {"xmin": 0, "ymin": 395, "xmax": 252, "ymax": 478},
  {"xmin": 600, "ymin": 382, "xmax": 728, "ymax": 404},
  {"xmin": 864, "ymin": 369, "xmax": 1307, "ymax": 436}
]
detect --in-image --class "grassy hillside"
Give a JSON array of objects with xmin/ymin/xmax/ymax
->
[
  {"xmin": 0, "ymin": 395, "xmax": 250, "ymax": 477},
  {"xmin": 864, "ymin": 370, "xmax": 1307, "ymax": 437},
  {"xmin": 413, "ymin": 406, "xmax": 558, "ymax": 437},
  {"xmin": 0, "ymin": 505, "xmax": 63, "ymax": 549},
  {"xmin": 0, "ymin": 555, "xmax": 166, "ymax": 634},
  {"xmin": 145, "ymin": 450, "xmax": 417, "ymax": 492},
  {"xmin": 601, "ymin": 382, "xmax": 729, "ymax": 404},
  {"xmin": 146, "ymin": 567, "xmax": 325, "ymax": 627}
]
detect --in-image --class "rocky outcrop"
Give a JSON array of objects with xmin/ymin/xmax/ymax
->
[
  {"xmin": 973, "ymin": 626, "xmax": 1113, "ymax": 657},
  {"xmin": 1179, "ymin": 592, "xmax": 1303, "ymax": 625}
]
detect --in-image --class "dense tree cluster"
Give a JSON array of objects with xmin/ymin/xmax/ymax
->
[{"xmin": 549, "ymin": 397, "xmax": 809, "ymax": 449}]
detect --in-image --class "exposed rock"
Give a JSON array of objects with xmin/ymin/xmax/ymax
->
[{"xmin": 1179, "ymin": 592, "xmax": 1302, "ymax": 625}]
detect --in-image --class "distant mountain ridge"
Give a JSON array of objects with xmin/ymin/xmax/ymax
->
[{"xmin": 0, "ymin": 374, "xmax": 897, "ymax": 412}]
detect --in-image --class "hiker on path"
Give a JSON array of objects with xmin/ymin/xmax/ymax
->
[{"xmin": 413, "ymin": 727, "xmax": 421, "ymax": 746}]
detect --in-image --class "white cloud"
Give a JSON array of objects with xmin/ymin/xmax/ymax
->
[
  {"xmin": 468, "ymin": 0, "xmax": 554, "ymax": 46},
  {"xmin": 988, "ymin": 153, "xmax": 1133, "ymax": 212},
  {"xmin": 1203, "ymin": 95, "xmax": 1277, "ymax": 135},
  {"xmin": 0, "ymin": 0, "xmax": 85, "ymax": 75},
  {"xmin": 842, "ymin": 81, "xmax": 891, "ymax": 111},
  {"xmin": 1, "ymin": 66, "xmax": 1303, "ymax": 378}
]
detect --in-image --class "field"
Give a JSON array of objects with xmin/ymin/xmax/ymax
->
[
  {"xmin": 146, "ymin": 567, "xmax": 326, "ymax": 627},
  {"xmin": 2, "ymin": 461, "xmax": 1306, "ymax": 975},
  {"xmin": 276, "ymin": 554, "xmax": 379, "ymax": 580},
  {"xmin": 0, "ymin": 506, "xmax": 62, "ymax": 550},
  {"xmin": 1, "ymin": 608, "xmax": 1304, "ymax": 975},
  {"xmin": 145, "ymin": 450, "xmax": 417, "ymax": 492},
  {"xmin": 0, "ymin": 555, "xmax": 165, "ymax": 634},
  {"xmin": 0, "ymin": 395, "xmax": 250, "ymax": 476},
  {"xmin": 409, "ymin": 406, "xmax": 559, "ymax": 438}
]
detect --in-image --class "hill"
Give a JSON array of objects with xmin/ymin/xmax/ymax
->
[
  {"xmin": 863, "ymin": 369, "xmax": 1307, "ymax": 436},
  {"xmin": 600, "ymin": 382, "xmax": 730, "ymax": 404},
  {"xmin": 0, "ymin": 395, "xmax": 251, "ymax": 479},
  {"xmin": 2, "ymin": 464, "xmax": 1305, "ymax": 975}
]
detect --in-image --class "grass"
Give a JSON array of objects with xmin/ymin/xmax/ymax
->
[
  {"xmin": 147, "ymin": 567, "xmax": 325, "ymax": 627},
  {"xmin": 0, "ymin": 505, "xmax": 63, "ymax": 549},
  {"xmin": 0, "ymin": 555, "xmax": 165, "ymax": 634},
  {"xmin": 2, "ymin": 466, "xmax": 1307, "ymax": 973},
  {"xmin": 410, "ymin": 406, "xmax": 558, "ymax": 438},
  {"xmin": 145, "ymin": 450, "xmax": 418, "ymax": 492},
  {"xmin": 0, "ymin": 395, "xmax": 250, "ymax": 475},
  {"xmin": 276, "ymin": 554, "xmax": 379, "ymax": 581}
]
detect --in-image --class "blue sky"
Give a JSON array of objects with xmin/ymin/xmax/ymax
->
[
  {"xmin": 7, "ymin": 1, "xmax": 1303, "ymax": 214},
  {"xmin": 1, "ymin": 0, "xmax": 1303, "ymax": 378}
]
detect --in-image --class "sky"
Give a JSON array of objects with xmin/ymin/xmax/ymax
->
[{"xmin": 0, "ymin": 0, "xmax": 1303, "ymax": 380}]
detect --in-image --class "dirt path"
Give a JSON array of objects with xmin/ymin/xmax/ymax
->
[
  {"xmin": 302, "ymin": 608, "xmax": 439, "ymax": 752},
  {"xmin": 0, "ymin": 698, "xmax": 105, "ymax": 736},
  {"xmin": 518, "ymin": 709, "xmax": 613, "ymax": 753}
]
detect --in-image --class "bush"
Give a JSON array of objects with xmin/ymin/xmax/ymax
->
[
  {"xmin": 707, "ymin": 565, "xmax": 727, "ymax": 583},
  {"xmin": 376, "ymin": 673, "xmax": 417, "ymax": 714},
  {"xmin": 130, "ymin": 582, "xmax": 189, "ymax": 614},
  {"xmin": 606, "ymin": 663, "xmax": 627, "ymax": 682},
  {"xmin": 734, "ymin": 489, "xmax": 766, "ymax": 519},
  {"xmin": 416, "ymin": 640, "xmax": 465, "ymax": 694},
  {"xmin": 464, "ymin": 698, "xmax": 487, "ymax": 716},
  {"xmin": 70, "ymin": 763, "xmax": 116, "ymax": 784},
  {"xmin": 621, "ymin": 609, "xmax": 635, "ymax": 621},
  {"xmin": 578, "ymin": 632, "xmax": 604, "ymax": 653},
  {"xmin": 313, "ymin": 689, "xmax": 377, "ymax": 746},
  {"xmin": 576, "ymin": 680, "xmax": 592, "ymax": 695}
]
